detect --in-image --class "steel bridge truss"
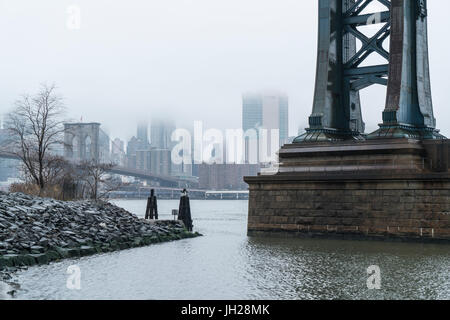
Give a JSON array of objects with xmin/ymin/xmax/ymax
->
[
  {"xmin": 343, "ymin": 0, "xmax": 391, "ymax": 92},
  {"xmin": 296, "ymin": 0, "xmax": 441, "ymax": 142}
]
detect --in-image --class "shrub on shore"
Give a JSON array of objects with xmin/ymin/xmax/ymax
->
[{"xmin": 9, "ymin": 183, "xmax": 66, "ymax": 200}]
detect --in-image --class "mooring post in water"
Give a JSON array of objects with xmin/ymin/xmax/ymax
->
[
  {"xmin": 145, "ymin": 189, "xmax": 158, "ymax": 220},
  {"xmin": 178, "ymin": 189, "xmax": 193, "ymax": 231}
]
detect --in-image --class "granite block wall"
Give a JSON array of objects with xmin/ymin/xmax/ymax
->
[{"xmin": 247, "ymin": 180, "xmax": 450, "ymax": 242}]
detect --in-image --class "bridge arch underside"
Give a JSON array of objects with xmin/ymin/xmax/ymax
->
[
  {"xmin": 66, "ymin": 133, "xmax": 94, "ymax": 161},
  {"xmin": 296, "ymin": 0, "xmax": 443, "ymax": 143},
  {"xmin": 64, "ymin": 123, "xmax": 100, "ymax": 162}
]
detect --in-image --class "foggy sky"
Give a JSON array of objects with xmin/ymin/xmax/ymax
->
[{"xmin": 1, "ymin": 0, "xmax": 449, "ymax": 142}]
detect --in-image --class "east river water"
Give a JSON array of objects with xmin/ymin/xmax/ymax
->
[{"xmin": 4, "ymin": 200, "xmax": 450, "ymax": 300}]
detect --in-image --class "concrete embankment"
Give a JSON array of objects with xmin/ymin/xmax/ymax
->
[{"xmin": 0, "ymin": 192, "xmax": 200, "ymax": 275}]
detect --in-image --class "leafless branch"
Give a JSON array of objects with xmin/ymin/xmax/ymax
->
[
  {"xmin": 2, "ymin": 83, "xmax": 66, "ymax": 193},
  {"xmin": 76, "ymin": 160, "xmax": 124, "ymax": 201}
]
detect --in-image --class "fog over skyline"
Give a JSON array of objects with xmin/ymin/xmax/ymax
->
[{"xmin": 1, "ymin": 0, "xmax": 449, "ymax": 142}]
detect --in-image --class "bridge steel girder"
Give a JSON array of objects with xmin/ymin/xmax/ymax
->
[{"xmin": 296, "ymin": 0, "xmax": 442, "ymax": 143}]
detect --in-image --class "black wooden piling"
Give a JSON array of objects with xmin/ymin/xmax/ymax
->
[
  {"xmin": 178, "ymin": 189, "xmax": 193, "ymax": 231},
  {"xmin": 145, "ymin": 189, "xmax": 158, "ymax": 220}
]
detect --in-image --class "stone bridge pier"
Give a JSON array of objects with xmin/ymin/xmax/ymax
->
[{"xmin": 64, "ymin": 123, "xmax": 101, "ymax": 162}]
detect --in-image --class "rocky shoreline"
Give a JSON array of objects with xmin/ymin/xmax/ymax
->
[{"xmin": 0, "ymin": 192, "xmax": 200, "ymax": 295}]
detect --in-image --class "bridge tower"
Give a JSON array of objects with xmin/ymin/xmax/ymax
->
[
  {"xmin": 64, "ymin": 123, "xmax": 101, "ymax": 162},
  {"xmin": 296, "ymin": 0, "xmax": 443, "ymax": 142},
  {"xmin": 245, "ymin": 0, "xmax": 450, "ymax": 243}
]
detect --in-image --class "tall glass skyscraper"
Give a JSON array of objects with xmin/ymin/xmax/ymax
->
[
  {"xmin": 137, "ymin": 121, "xmax": 150, "ymax": 147},
  {"xmin": 242, "ymin": 92, "xmax": 289, "ymax": 163},
  {"xmin": 150, "ymin": 118, "xmax": 176, "ymax": 150}
]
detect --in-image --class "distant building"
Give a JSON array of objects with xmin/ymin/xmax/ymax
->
[
  {"xmin": 172, "ymin": 158, "xmax": 193, "ymax": 178},
  {"xmin": 137, "ymin": 121, "xmax": 150, "ymax": 149},
  {"xmin": 112, "ymin": 138, "xmax": 125, "ymax": 155},
  {"xmin": 151, "ymin": 118, "xmax": 176, "ymax": 150},
  {"xmin": 126, "ymin": 122, "xmax": 152, "ymax": 169},
  {"xmin": 135, "ymin": 150, "xmax": 148, "ymax": 172},
  {"xmin": 136, "ymin": 148, "xmax": 171, "ymax": 176},
  {"xmin": 111, "ymin": 138, "xmax": 125, "ymax": 166},
  {"xmin": 197, "ymin": 163, "xmax": 260, "ymax": 190},
  {"xmin": 151, "ymin": 118, "xmax": 185, "ymax": 177},
  {"xmin": 127, "ymin": 136, "xmax": 139, "ymax": 156},
  {"xmin": 150, "ymin": 149, "xmax": 171, "ymax": 176},
  {"xmin": 127, "ymin": 119, "xmax": 191, "ymax": 177},
  {"xmin": 126, "ymin": 136, "xmax": 139, "ymax": 169},
  {"xmin": 242, "ymin": 92, "xmax": 289, "ymax": 163}
]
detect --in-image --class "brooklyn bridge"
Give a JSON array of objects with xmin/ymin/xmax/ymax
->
[{"xmin": 0, "ymin": 121, "xmax": 194, "ymax": 188}]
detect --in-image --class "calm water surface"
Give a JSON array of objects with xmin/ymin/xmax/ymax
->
[{"xmin": 7, "ymin": 200, "xmax": 450, "ymax": 300}]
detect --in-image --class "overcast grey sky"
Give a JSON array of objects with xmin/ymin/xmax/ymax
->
[{"xmin": 0, "ymin": 0, "xmax": 449, "ymax": 142}]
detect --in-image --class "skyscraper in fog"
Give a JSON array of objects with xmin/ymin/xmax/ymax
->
[
  {"xmin": 112, "ymin": 138, "xmax": 125, "ymax": 155},
  {"xmin": 137, "ymin": 122, "xmax": 150, "ymax": 148},
  {"xmin": 242, "ymin": 92, "xmax": 289, "ymax": 163},
  {"xmin": 150, "ymin": 118, "xmax": 176, "ymax": 149},
  {"xmin": 111, "ymin": 138, "xmax": 125, "ymax": 166}
]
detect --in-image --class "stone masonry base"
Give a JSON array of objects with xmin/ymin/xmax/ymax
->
[{"xmin": 247, "ymin": 179, "xmax": 450, "ymax": 243}]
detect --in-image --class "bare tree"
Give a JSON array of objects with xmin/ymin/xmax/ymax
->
[
  {"xmin": 77, "ymin": 160, "xmax": 124, "ymax": 201},
  {"xmin": 3, "ymin": 84, "xmax": 66, "ymax": 193}
]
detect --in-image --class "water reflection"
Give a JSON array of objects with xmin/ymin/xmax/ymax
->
[
  {"xmin": 243, "ymin": 236, "xmax": 450, "ymax": 299},
  {"xmin": 8, "ymin": 200, "xmax": 450, "ymax": 300}
]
